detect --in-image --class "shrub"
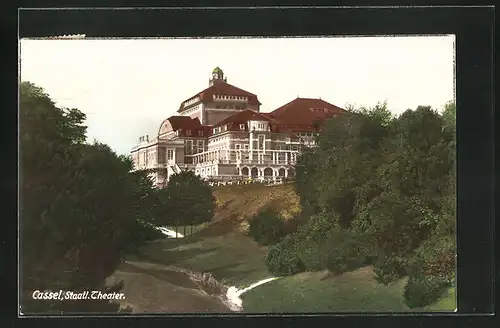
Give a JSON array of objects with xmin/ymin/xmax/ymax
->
[
  {"xmin": 403, "ymin": 274, "xmax": 448, "ymax": 308},
  {"xmin": 265, "ymin": 235, "xmax": 305, "ymax": 276},
  {"xmin": 408, "ymin": 233, "xmax": 456, "ymax": 284},
  {"xmin": 373, "ymin": 253, "xmax": 410, "ymax": 285},
  {"xmin": 326, "ymin": 231, "xmax": 376, "ymax": 274},
  {"xmin": 248, "ymin": 209, "xmax": 286, "ymax": 245},
  {"xmin": 294, "ymin": 213, "xmax": 339, "ymax": 271}
]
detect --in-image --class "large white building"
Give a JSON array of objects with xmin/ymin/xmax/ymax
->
[{"xmin": 131, "ymin": 67, "xmax": 346, "ymax": 188}]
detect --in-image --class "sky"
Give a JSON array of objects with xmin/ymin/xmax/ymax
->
[{"xmin": 20, "ymin": 36, "xmax": 455, "ymax": 155}]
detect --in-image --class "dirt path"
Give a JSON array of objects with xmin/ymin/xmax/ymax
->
[{"xmin": 106, "ymin": 260, "xmax": 232, "ymax": 313}]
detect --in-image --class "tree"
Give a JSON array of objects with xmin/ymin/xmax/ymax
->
[
  {"xmin": 289, "ymin": 100, "xmax": 456, "ymax": 305},
  {"xmin": 295, "ymin": 102, "xmax": 393, "ymax": 227},
  {"xmin": 20, "ymin": 82, "xmax": 162, "ymax": 313},
  {"xmin": 162, "ymin": 171, "xmax": 216, "ymax": 236}
]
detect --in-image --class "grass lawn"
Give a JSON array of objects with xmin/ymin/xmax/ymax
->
[
  {"xmin": 138, "ymin": 229, "xmax": 456, "ymax": 313},
  {"xmin": 242, "ymin": 266, "xmax": 411, "ymax": 313},
  {"xmin": 137, "ymin": 231, "xmax": 270, "ymax": 287},
  {"xmin": 418, "ymin": 287, "xmax": 456, "ymax": 312}
]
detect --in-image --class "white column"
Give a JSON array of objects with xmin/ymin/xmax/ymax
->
[
  {"xmin": 249, "ymin": 132, "xmax": 253, "ymax": 162},
  {"xmin": 285, "ymin": 152, "xmax": 288, "ymax": 164},
  {"xmin": 285, "ymin": 168, "xmax": 289, "ymax": 177}
]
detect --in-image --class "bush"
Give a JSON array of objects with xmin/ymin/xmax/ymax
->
[
  {"xmin": 248, "ymin": 209, "xmax": 286, "ymax": 245},
  {"xmin": 294, "ymin": 213, "xmax": 339, "ymax": 271},
  {"xmin": 265, "ymin": 235, "xmax": 305, "ymax": 276},
  {"xmin": 326, "ymin": 231, "xmax": 376, "ymax": 274},
  {"xmin": 408, "ymin": 234, "xmax": 456, "ymax": 284},
  {"xmin": 403, "ymin": 274, "xmax": 448, "ymax": 308},
  {"xmin": 125, "ymin": 219, "xmax": 165, "ymax": 254},
  {"xmin": 373, "ymin": 253, "xmax": 410, "ymax": 285}
]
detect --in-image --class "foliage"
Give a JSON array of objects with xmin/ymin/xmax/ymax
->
[
  {"xmin": 293, "ymin": 213, "xmax": 339, "ymax": 271},
  {"xmin": 296, "ymin": 102, "xmax": 393, "ymax": 228},
  {"xmin": 325, "ymin": 230, "xmax": 376, "ymax": 274},
  {"xmin": 373, "ymin": 253, "xmax": 410, "ymax": 285},
  {"xmin": 407, "ymin": 233, "xmax": 456, "ymax": 284},
  {"xmin": 20, "ymin": 82, "xmax": 165, "ymax": 313},
  {"xmin": 292, "ymin": 100, "xmax": 456, "ymax": 303},
  {"xmin": 403, "ymin": 274, "xmax": 448, "ymax": 308},
  {"xmin": 248, "ymin": 208, "xmax": 286, "ymax": 245},
  {"xmin": 162, "ymin": 171, "xmax": 216, "ymax": 231},
  {"xmin": 265, "ymin": 235, "xmax": 305, "ymax": 276}
]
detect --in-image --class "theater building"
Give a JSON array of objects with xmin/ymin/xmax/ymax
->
[{"xmin": 131, "ymin": 67, "xmax": 346, "ymax": 187}]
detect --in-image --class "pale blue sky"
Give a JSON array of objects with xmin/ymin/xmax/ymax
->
[{"xmin": 20, "ymin": 36, "xmax": 455, "ymax": 155}]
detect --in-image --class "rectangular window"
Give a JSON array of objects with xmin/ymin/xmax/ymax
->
[
  {"xmin": 198, "ymin": 130, "xmax": 203, "ymax": 136},
  {"xmin": 236, "ymin": 144, "xmax": 241, "ymax": 150},
  {"xmin": 186, "ymin": 140, "xmax": 193, "ymax": 155},
  {"xmin": 244, "ymin": 144, "xmax": 249, "ymax": 150},
  {"xmin": 239, "ymin": 124, "xmax": 245, "ymax": 130},
  {"xmin": 167, "ymin": 149, "xmax": 174, "ymax": 160},
  {"xmin": 198, "ymin": 140, "xmax": 204, "ymax": 152},
  {"xmin": 186, "ymin": 130, "xmax": 191, "ymax": 136},
  {"xmin": 258, "ymin": 134, "xmax": 265, "ymax": 150}
]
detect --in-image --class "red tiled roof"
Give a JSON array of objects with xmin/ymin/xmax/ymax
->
[
  {"xmin": 178, "ymin": 81, "xmax": 261, "ymax": 112},
  {"xmin": 269, "ymin": 97, "xmax": 346, "ymax": 126},
  {"xmin": 159, "ymin": 116, "xmax": 213, "ymax": 137},
  {"xmin": 167, "ymin": 116, "xmax": 201, "ymax": 131},
  {"xmin": 212, "ymin": 110, "xmax": 271, "ymax": 131}
]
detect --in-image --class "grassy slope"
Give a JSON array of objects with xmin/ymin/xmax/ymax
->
[
  {"xmin": 137, "ymin": 232, "xmax": 268, "ymax": 287},
  {"xmin": 139, "ymin": 183, "xmax": 455, "ymax": 312},
  {"xmin": 419, "ymin": 287, "xmax": 457, "ymax": 312},
  {"xmin": 242, "ymin": 267, "xmax": 410, "ymax": 313}
]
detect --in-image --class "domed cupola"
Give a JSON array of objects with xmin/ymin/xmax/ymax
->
[{"xmin": 209, "ymin": 66, "xmax": 227, "ymax": 86}]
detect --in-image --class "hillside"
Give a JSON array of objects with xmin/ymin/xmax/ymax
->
[
  {"xmin": 198, "ymin": 182, "xmax": 301, "ymax": 237},
  {"xmin": 125, "ymin": 183, "xmax": 455, "ymax": 313}
]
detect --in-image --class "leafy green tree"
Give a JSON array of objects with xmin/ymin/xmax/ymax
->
[
  {"xmin": 292, "ymin": 100, "xmax": 456, "ymax": 305},
  {"xmin": 248, "ymin": 208, "xmax": 287, "ymax": 245},
  {"xmin": 20, "ymin": 82, "xmax": 162, "ymax": 313},
  {"xmin": 162, "ymin": 170, "xmax": 216, "ymax": 236},
  {"xmin": 296, "ymin": 102, "xmax": 393, "ymax": 227}
]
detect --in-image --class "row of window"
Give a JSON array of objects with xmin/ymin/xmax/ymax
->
[
  {"xmin": 214, "ymin": 104, "xmax": 245, "ymax": 110},
  {"xmin": 213, "ymin": 126, "xmax": 228, "ymax": 134},
  {"xmin": 212, "ymin": 122, "xmax": 267, "ymax": 135},
  {"xmin": 183, "ymin": 97, "xmax": 200, "ymax": 107},
  {"xmin": 214, "ymin": 95, "xmax": 247, "ymax": 101},
  {"xmin": 184, "ymin": 130, "xmax": 204, "ymax": 136}
]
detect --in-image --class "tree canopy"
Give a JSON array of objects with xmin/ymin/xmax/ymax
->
[
  {"xmin": 20, "ymin": 82, "xmax": 164, "ymax": 313},
  {"xmin": 159, "ymin": 171, "xmax": 216, "ymax": 232},
  {"xmin": 274, "ymin": 100, "xmax": 456, "ymax": 308}
]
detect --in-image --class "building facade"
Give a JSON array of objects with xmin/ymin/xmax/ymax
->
[{"xmin": 131, "ymin": 67, "xmax": 346, "ymax": 188}]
